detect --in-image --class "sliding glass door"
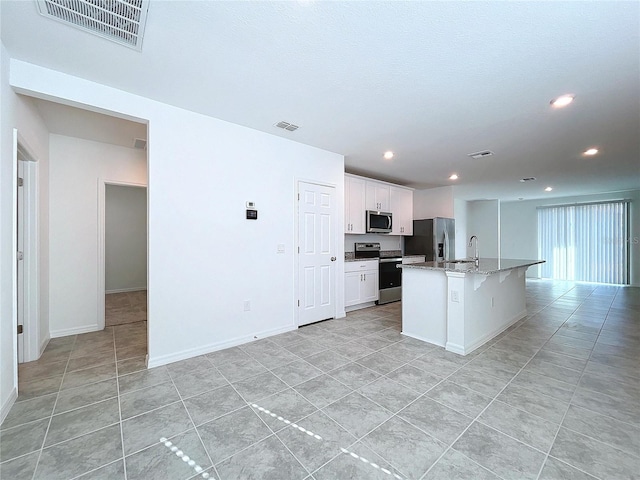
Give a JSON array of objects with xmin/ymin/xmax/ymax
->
[{"xmin": 538, "ymin": 201, "xmax": 630, "ymax": 284}]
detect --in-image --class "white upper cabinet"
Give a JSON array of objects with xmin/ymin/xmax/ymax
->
[
  {"xmin": 390, "ymin": 185, "xmax": 414, "ymax": 236},
  {"xmin": 345, "ymin": 174, "xmax": 413, "ymax": 235},
  {"xmin": 365, "ymin": 181, "xmax": 390, "ymax": 212},
  {"xmin": 345, "ymin": 175, "xmax": 366, "ymax": 234}
]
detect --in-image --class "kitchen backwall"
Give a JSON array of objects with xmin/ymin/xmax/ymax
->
[{"xmin": 344, "ymin": 233, "xmax": 402, "ymax": 253}]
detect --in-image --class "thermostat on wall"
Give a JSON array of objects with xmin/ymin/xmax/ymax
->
[{"xmin": 246, "ymin": 209, "xmax": 258, "ymax": 220}]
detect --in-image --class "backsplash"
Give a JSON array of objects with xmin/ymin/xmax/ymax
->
[{"xmin": 345, "ymin": 234, "xmax": 403, "ymax": 252}]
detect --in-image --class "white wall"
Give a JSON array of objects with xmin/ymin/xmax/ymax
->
[
  {"xmin": 49, "ymin": 135, "xmax": 147, "ymax": 336},
  {"xmin": 453, "ymin": 198, "xmax": 468, "ymax": 259},
  {"xmin": 10, "ymin": 60, "xmax": 345, "ymax": 368},
  {"xmin": 501, "ymin": 190, "xmax": 640, "ymax": 284},
  {"xmin": 0, "ymin": 40, "xmax": 17, "ymax": 421},
  {"xmin": 105, "ymin": 184, "xmax": 147, "ymax": 292},
  {"xmin": 466, "ymin": 200, "xmax": 499, "ymax": 258},
  {"xmin": 0, "ymin": 44, "xmax": 52, "ymax": 421},
  {"xmin": 413, "ymin": 186, "xmax": 454, "ymax": 219}
]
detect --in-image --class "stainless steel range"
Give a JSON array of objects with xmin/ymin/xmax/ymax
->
[{"xmin": 354, "ymin": 242, "xmax": 402, "ymax": 305}]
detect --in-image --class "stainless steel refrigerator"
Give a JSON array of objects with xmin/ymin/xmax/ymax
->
[{"xmin": 404, "ymin": 218, "xmax": 455, "ymax": 261}]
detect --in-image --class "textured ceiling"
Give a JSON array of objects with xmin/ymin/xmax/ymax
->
[{"xmin": 2, "ymin": 0, "xmax": 638, "ymax": 200}]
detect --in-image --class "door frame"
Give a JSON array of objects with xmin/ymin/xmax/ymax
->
[
  {"xmin": 14, "ymin": 131, "xmax": 41, "ymax": 364},
  {"xmin": 294, "ymin": 179, "xmax": 338, "ymax": 327},
  {"xmin": 97, "ymin": 179, "xmax": 148, "ymax": 330}
]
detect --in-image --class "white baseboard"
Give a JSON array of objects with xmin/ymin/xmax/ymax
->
[
  {"xmin": 50, "ymin": 324, "xmax": 100, "ymax": 338},
  {"xmin": 446, "ymin": 308, "xmax": 527, "ymax": 356},
  {"xmin": 39, "ymin": 333, "xmax": 51, "ymax": 356},
  {"xmin": 105, "ymin": 287, "xmax": 147, "ymax": 294},
  {"xmin": 147, "ymin": 324, "xmax": 297, "ymax": 369},
  {"xmin": 401, "ymin": 331, "xmax": 446, "ymax": 348},
  {"xmin": 1, "ymin": 388, "xmax": 18, "ymax": 425},
  {"xmin": 345, "ymin": 301, "xmax": 376, "ymax": 313}
]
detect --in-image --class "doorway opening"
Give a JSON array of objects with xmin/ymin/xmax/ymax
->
[{"xmin": 103, "ymin": 184, "xmax": 148, "ymax": 327}]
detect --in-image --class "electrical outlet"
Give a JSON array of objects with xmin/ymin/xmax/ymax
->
[
  {"xmin": 451, "ymin": 290, "xmax": 459, "ymax": 303},
  {"xmin": 243, "ymin": 300, "xmax": 251, "ymax": 312}
]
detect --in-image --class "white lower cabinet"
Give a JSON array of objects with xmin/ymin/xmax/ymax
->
[{"xmin": 345, "ymin": 260, "xmax": 379, "ymax": 307}]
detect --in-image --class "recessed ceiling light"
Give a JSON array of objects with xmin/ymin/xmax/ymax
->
[
  {"xmin": 383, "ymin": 151, "xmax": 394, "ymax": 160},
  {"xmin": 550, "ymin": 94, "xmax": 574, "ymax": 108},
  {"xmin": 583, "ymin": 148, "xmax": 599, "ymax": 156},
  {"xmin": 449, "ymin": 174, "xmax": 458, "ymax": 180},
  {"xmin": 545, "ymin": 187, "xmax": 553, "ymax": 192}
]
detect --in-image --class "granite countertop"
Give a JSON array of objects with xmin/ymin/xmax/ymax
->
[
  {"xmin": 398, "ymin": 258, "xmax": 545, "ymax": 275},
  {"xmin": 345, "ymin": 250, "xmax": 419, "ymax": 262}
]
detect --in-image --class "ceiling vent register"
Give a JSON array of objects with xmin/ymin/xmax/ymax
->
[
  {"xmin": 274, "ymin": 121, "xmax": 300, "ymax": 132},
  {"xmin": 467, "ymin": 150, "xmax": 494, "ymax": 159},
  {"xmin": 36, "ymin": 0, "xmax": 150, "ymax": 50}
]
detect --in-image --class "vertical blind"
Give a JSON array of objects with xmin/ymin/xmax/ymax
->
[{"xmin": 537, "ymin": 201, "xmax": 629, "ymax": 284}]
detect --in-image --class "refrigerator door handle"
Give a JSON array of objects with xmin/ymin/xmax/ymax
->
[{"xmin": 443, "ymin": 229, "xmax": 449, "ymax": 260}]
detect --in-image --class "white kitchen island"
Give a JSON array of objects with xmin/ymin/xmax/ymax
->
[{"xmin": 399, "ymin": 259, "xmax": 544, "ymax": 355}]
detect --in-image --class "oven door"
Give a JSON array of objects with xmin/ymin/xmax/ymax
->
[{"xmin": 378, "ymin": 258, "xmax": 402, "ymax": 304}]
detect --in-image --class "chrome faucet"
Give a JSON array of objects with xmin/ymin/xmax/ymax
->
[{"xmin": 469, "ymin": 236, "xmax": 479, "ymax": 266}]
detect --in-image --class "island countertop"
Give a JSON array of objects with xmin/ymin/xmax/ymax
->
[{"xmin": 398, "ymin": 258, "xmax": 545, "ymax": 275}]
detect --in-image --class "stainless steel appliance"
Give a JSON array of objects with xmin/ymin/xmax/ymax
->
[
  {"xmin": 354, "ymin": 242, "xmax": 402, "ymax": 305},
  {"xmin": 404, "ymin": 217, "xmax": 456, "ymax": 261},
  {"xmin": 366, "ymin": 210, "xmax": 392, "ymax": 233}
]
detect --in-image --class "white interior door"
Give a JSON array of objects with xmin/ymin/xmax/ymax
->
[{"xmin": 298, "ymin": 181, "xmax": 335, "ymax": 326}]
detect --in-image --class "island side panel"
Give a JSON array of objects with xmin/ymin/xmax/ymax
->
[
  {"xmin": 401, "ymin": 267, "xmax": 447, "ymax": 346},
  {"xmin": 447, "ymin": 267, "xmax": 528, "ymax": 355}
]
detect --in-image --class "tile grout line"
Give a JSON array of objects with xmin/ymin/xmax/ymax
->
[
  {"xmin": 533, "ymin": 288, "xmax": 619, "ymax": 480},
  {"xmin": 170, "ymin": 356, "xmax": 231, "ymax": 479},
  {"xmin": 28, "ymin": 333, "xmax": 78, "ymax": 480},
  {"xmin": 415, "ymin": 285, "xmax": 587, "ymax": 480},
  {"xmin": 114, "ymin": 326, "xmax": 129, "ymax": 480}
]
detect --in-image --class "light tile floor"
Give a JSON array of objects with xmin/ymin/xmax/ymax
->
[
  {"xmin": 105, "ymin": 290, "xmax": 147, "ymax": 327},
  {"xmin": 1, "ymin": 280, "xmax": 639, "ymax": 480}
]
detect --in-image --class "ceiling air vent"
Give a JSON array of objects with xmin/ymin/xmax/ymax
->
[
  {"xmin": 133, "ymin": 138, "xmax": 147, "ymax": 149},
  {"xmin": 36, "ymin": 0, "xmax": 150, "ymax": 51},
  {"xmin": 519, "ymin": 177, "xmax": 537, "ymax": 182},
  {"xmin": 467, "ymin": 150, "xmax": 494, "ymax": 159},
  {"xmin": 274, "ymin": 121, "xmax": 300, "ymax": 132}
]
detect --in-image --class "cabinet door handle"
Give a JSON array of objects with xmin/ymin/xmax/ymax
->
[
  {"xmin": 360, "ymin": 274, "xmax": 363, "ymax": 281},
  {"xmin": 363, "ymin": 274, "xmax": 366, "ymax": 281}
]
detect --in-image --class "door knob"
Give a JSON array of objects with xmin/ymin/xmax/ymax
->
[{"xmin": 331, "ymin": 256, "xmax": 336, "ymax": 261}]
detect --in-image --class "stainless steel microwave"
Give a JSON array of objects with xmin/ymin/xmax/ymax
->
[{"xmin": 366, "ymin": 210, "xmax": 392, "ymax": 233}]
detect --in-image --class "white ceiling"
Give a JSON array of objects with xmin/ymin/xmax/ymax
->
[
  {"xmin": 2, "ymin": 1, "xmax": 639, "ymax": 200},
  {"xmin": 29, "ymin": 97, "xmax": 147, "ymax": 149}
]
